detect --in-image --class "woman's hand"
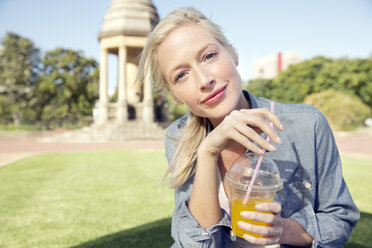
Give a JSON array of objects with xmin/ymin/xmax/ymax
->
[
  {"xmin": 199, "ymin": 108, "xmax": 284, "ymax": 158},
  {"xmin": 238, "ymin": 202, "xmax": 284, "ymax": 245},
  {"xmin": 238, "ymin": 202, "xmax": 314, "ymax": 246}
]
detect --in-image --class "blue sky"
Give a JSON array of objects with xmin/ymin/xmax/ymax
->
[{"xmin": 1, "ymin": 0, "xmax": 371, "ymax": 90}]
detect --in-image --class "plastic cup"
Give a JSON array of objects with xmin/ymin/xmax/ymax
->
[{"xmin": 225, "ymin": 153, "xmax": 283, "ymax": 239}]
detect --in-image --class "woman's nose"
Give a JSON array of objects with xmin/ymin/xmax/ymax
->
[{"xmin": 196, "ymin": 67, "xmax": 214, "ymax": 90}]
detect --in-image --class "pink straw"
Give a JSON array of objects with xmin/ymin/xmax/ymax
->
[{"xmin": 243, "ymin": 102, "xmax": 275, "ymax": 205}]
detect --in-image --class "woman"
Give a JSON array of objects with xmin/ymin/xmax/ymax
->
[{"xmin": 137, "ymin": 7, "xmax": 359, "ymax": 247}]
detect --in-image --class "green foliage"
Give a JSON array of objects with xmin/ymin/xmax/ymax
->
[
  {"xmin": 0, "ymin": 150, "xmax": 173, "ymax": 247},
  {"xmin": 0, "ymin": 32, "xmax": 41, "ymax": 125},
  {"xmin": 304, "ymin": 90, "xmax": 371, "ymax": 131},
  {"xmin": 271, "ymin": 56, "xmax": 333, "ymax": 103},
  {"xmin": 244, "ymin": 78, "xmax": 277, "ymax": 99},
  {"xmin": 0, "ymin": 33, "xmax": 99, "ymax": 128},
  {"xmin": 314, "ymin": 58, "xmax": 372, "ymax": 108},
  {"xmin": 166, "ymin": 93, "xmax": 188, "ymax": 121},
  {"xmin": 245, "ymin": 56, "xmax": 372, "ymax": 111},
  {"xmin": 37, "ymin": 48, "xmax": 99, "ymax": 126}
]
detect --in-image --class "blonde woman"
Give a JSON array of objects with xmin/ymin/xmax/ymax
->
[{"xmin": 137, "ymin": 7, "xmax": 359, "ymax": 248}]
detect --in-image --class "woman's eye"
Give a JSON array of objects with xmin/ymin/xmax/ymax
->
[
  {"xmin": 175, "ymin": 72, "xmax": 186, "ymax": 82},
  {"xmin": 205, "ymin": 52, "xmax": 217, "ymax": 60}
]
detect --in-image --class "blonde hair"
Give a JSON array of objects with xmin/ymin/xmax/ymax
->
[{"xmin": 137, "ymin": 7, "xmax": 238, "ymax": 188}]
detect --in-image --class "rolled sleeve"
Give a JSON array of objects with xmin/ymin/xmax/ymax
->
[{"xmin": 171, "ymin": 196, "xmax": 230, "ymax": 247}]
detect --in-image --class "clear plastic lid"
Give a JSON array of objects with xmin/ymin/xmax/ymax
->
[{"xmin": 225, "ymin": 153, "xmax": 283, "ymax": 191}]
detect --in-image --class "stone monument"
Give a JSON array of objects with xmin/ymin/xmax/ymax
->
[
  {"xmin": 42, "ymin": 0, "xmax": 165, "ymax": 142},
  {"xmin": 97, "ymin": 0, "xmax": 159, "ymax": 125}
]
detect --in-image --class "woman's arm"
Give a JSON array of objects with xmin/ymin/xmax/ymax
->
[
  {"xmin": 188, "ymin": 148, "xmax": 221, "ymax": 229},
  {"xmin": 188, "ymin": 108, "xmax": 283, "ymax": 229}
]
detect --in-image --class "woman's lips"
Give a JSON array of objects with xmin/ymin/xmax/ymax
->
[{"xmin": 201, "ymin": 86, "xmax": 226, "ymax": 105}]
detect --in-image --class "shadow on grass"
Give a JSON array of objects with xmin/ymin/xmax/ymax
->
[
  {"xmin": 344, "ymin": 212, "xmax": 372, "ymax": 248},
  {"xmin": 71, "ymin": 212, "xmax": 371, "ymax": 248},
  {"xmin": 72, "ymin": 218, "xmax": 173, "ymax": 248}
]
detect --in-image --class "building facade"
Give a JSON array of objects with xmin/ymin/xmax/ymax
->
[{"xmin": 252, "ymin": 52, "xmax": 301, "ymax": 79}]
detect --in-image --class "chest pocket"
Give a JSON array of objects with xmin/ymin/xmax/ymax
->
[{"xmin": 276, "ymin": 176, "xmax": 315, "ymax": 218}]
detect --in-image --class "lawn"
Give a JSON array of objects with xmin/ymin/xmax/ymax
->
[
  {"xmin": 0, "ymin": 150, "xmax": 174, "ymax": 248},
  {"xmin": 0, "ymin": 151, "xmax": 370, "ymax": 247},
  {"xmin": 342, "ymin": 156, "xmax": 372, "ymax": 248}
]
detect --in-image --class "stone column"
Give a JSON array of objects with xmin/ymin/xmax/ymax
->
[
  {"xmin": 117, "ymin": 46, "xmax": 128, "ymax": 124},
  {"xmin": 143, "ymin": 73, "xmax": 154, "ymax": 124},
  {"xmin": 98, "ymin": 48, "xmax": 108, "ymax": 124}
]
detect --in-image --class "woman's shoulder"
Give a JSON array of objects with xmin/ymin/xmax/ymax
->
[
  {"xmin": 255, "ymin": 97, "xmax": 331, "ymax": 135},
  {"xmin": 258, "ymin": 97, "xmax": 325, "ymax": 123},
  {"xmin": 247, "ymin": 91, "xmax": 322, "ymax": 117},
  {"xmin": 258, "ymin": 97, "xmax": 318, "ymax": 114}
]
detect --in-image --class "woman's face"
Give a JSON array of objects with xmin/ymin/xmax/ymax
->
[{"xmin": 157, "ymin": 24, "xmax": 246, "ymax": 125}]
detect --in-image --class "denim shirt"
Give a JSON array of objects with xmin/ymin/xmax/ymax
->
[{"xmin": 165, "ymin": 91, "xmax": 360, "ymax": 248}]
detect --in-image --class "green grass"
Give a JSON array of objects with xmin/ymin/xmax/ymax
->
[
  {"xmin": 0, "ymin": 150, "xmax": 174, "ymax": 248},
  {"xmin": 0, "ymin": 121, "xmax": 92, "ymax": 135},
  {"xmin": 0, "ymin": 152, "xmax": 370, "ymax": 247},
  {"xmin": 342, "ymin": 156, "xmax": 372, "ymax": 248}
]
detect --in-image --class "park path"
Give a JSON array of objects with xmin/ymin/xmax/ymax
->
[
  {"xmin": 0, "ymin": 129, "xmax": 371, "ymax": 168},
  {"xmin": 0, "ymin": 130, "xmax": 164, "ymax": 168}
]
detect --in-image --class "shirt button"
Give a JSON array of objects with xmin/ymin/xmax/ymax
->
[{"xmin": 304, "ymin": 182, "xmax": 311, "ymax": 189}]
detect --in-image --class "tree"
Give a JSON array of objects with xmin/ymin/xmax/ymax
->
[
  {"xmin": 244, "ymin": 78, "xmax": 276, "ymax": 100},
  {"xmin": 271, "ymin": 56, "xmax": 333, "ymax": 103},
  {"xmin": 245, "ymin": 56, "xmax": 372, "ymax": 110},
  {"xmin": 0, "ymin": 32, "xmax": 40, "ymax": 125},
  {"xmin": 37, "ymin": 48, "xmax": 99, "ymax": 125},
  {"xmin": 315, "ymin": 58, "xmax": 372, "ymax": 109},
  {"xmin": 304, "ymin": 90, "xmax": 370, "ymax": 131}
]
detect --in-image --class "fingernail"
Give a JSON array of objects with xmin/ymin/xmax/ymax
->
[
  {"xmin": 269, "ymin": 144, "xmax": 276, "ymax": 151},
  {"xmin": 275, "ymin": 136, "xmax": 282, "ymax": 144},
  {"xmin": 255, "ymin": 204, "xmax": 264, "ymax": 211},
  {"xmin": 258, "ymin": 148, "xmax": 265, "ymax": 154}
]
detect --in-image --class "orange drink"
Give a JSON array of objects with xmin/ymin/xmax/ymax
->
[
  {"xmin": 231, "ymin": 198, "xmax": 272, "ymax": 238},
  {"xmin": 225, "ymin": 153, "xmax": 283, "ymax": 241}
]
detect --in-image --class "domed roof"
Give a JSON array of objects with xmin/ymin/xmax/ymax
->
[{"xmin": 98, "ymin": 0, "xmax": 159, "ymax": 40}]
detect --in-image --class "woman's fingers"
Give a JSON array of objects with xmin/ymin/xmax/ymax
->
[
  {"xmin": 240, "ymin": 211, "xmax": 280, "ymax": 225},
  {"xmin": 237, "ymin": 220, "xmax": 282, "ymax": 237},
  {"xmin": 229, "ymin": 109, "xmax": 282, "ymax": 150},
  {"xmin": 242, "ymin": 231, "xmax": 281, "ymax": 246},
  {"xmin": 225, "ymin": 126, "xmax": 266, "ymax": 155},
  {"xmin": 238, "ymin": 202, "xmax": 283, "ymax": 245},
  {"xmin": 242, "ymin": 108, "xmax": 284, "ymax": 131},
  {"xmin": 255, "ymin": 202, "xmax": 282, "ymax": 214},
  {"xmin": 239, "ymin": 108, "xmax": 284, "ymax": 143},
  {"xmin": 232, "ymin": 118, "xmax": 278, "ymax": 152},
  {"xmin": 204, "ymin": 107, "xmax": 284, "ymax": 157}
]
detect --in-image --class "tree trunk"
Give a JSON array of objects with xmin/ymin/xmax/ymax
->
[{"xmin": 12, "ymin": 112, "xmax": 22, "ymax": 126}]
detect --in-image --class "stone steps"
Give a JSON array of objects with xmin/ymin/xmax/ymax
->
[{"xmin": 40, "ymin": 121, "xmax": 167, "ymax": 143}]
